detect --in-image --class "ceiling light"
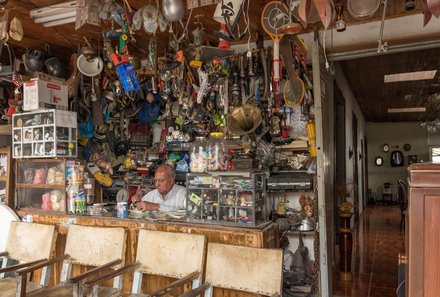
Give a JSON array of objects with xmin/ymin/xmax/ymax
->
[
  {"xmin": 30, "ymin": 1, "xmax": 77, "ymax": 27},
  {"xmin": 384, "ymin": 70, "xmax": 437, "ymax": 83},
  {"xmin": 387, "ymin": 107, "xmax": 426, "ymax": 113}
]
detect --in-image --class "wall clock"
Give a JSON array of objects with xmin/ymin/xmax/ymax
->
[
  {"xmin": 404, "ymin": 143, "xmax": 411, "ymax": 151},
  {"xmin": 375, "ymin": 156, "xmax": 384, "ymax": 166},
  {"xmin": 383, "ymin": 144, "xmax": 389, "ymax": 153}
]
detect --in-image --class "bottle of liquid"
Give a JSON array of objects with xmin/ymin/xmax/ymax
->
[
  {"xmin": 206, "ymin": 132, "xmax": 227, "ymax": 171},
  {"xmin": 306, "ymin": 119, "xmax": 317, "ymax": 157},
  {"xmin": 190, "ymin": 136, "xmax": 207, "ymax": 173},
  {"xmin": 335, "ymin": 1, "xmax": 346, "ymax": 32}
]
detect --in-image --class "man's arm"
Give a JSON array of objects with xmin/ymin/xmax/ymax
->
[{"xmin": 135, "ymin": 201, "xmax": 160, "ymax": 211}]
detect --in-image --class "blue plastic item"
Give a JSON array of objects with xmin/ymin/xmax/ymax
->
[{"xmin": 116, "ymin": 64, "xmax": 140, "ymax": 92}]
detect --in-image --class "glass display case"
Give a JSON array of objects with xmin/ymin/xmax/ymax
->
[
  {"xmin": 186, "ymin": 172, "xmax": 268, "ymax": 227},
  {"xmin": 15, "ymin": 159, "xmax": 67, "ymax": 212},
  {"xmin": 12, "ymin": 109, "xmax": 77, "ymax": 158}
]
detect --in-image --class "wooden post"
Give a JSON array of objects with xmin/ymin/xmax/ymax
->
[{"xmin": 339, "ymin": 213, "xmax": 353, "ymax": 281}]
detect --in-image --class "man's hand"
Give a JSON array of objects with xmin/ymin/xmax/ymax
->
[
  {"xmin": 136, "ymin": 201, "xmax": 160, "ymax": 212},
  {"xmin": 131, "ymin": 194, "xmax": 141, "ymax": 203}
]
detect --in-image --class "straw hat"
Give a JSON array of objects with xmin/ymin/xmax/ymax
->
[{"xmin": 9, "ymin": 17, "xmax": 23, "ymax": 41}]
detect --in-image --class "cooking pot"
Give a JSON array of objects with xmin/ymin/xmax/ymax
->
[
  {"xmin": 25, "ymin": 50, "xmax": 45, "ymax": 72},
  {"xmin": 162, "ymin": 0, "xmax": 184, "ymax": 22},
  {"xmin": 45, "ymin": 57, "xmax": 65, "ymax": 78},
  {"xmin": 297, "ymin": 217, "xmax": 315, "ymax": 232}
]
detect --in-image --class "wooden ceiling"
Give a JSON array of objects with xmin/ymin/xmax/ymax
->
[
  {"xmin": 1, "ymin": 0, "xmax": 439, "ymax": 123},
  {"xmin": 339, "ymin": 47, "xmax": 440, "ymax": 122}
]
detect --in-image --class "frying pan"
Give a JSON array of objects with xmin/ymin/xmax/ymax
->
[{"xmin": 261, "ymin": 1, "xmax": 289, "ymax": 83}]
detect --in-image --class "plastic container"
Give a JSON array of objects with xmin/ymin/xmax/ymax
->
[
  {"xmin": 206, "ymin": 132, "xmax": 227, "ymax": 171},
  {"xmin": 190, "ymin": 136, "xmax": 207, "ymax": 173}
]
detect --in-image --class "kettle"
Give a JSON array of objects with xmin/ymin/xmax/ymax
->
[
  {"xmin": 162, "ymin": 0, "xmax": 184, "ymax": 22},
  {"xmin": 25, "ymin": 50, "xmax": 45, "ymax": 72}
]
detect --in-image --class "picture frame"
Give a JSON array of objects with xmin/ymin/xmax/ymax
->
[{"xmin": 408, "ymin": 155, "xmax": 418, "ymax": 165}]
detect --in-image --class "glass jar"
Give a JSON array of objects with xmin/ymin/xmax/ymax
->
[
  {"xmin": 206, "ymin": 132, "xmax": 227, "ymax": 171},
  {"xmin": 190, "ymin": 136, "xmax": 207, "ymax": 173}
]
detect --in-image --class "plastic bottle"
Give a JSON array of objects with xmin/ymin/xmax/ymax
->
[
  {"xmin": 190, "ymin": 136, "xmax": 207, "ymax": 173},
  {"xmin": 206, "ymin": 132, "xmax": 227, "ymax": 171}
]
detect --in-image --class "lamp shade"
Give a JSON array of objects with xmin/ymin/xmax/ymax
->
[{"xmin": 77, "ymin": 54, "xmax": 103, "ymax": 77}]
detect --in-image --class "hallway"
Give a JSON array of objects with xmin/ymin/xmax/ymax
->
[{"xmin": 333, "ymin": 205, "xmax": 405, "ymax": 297}]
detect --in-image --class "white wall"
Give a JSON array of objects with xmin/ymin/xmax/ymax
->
[
  {"xmin": 366, "ymin": 122, "xmax": 429, "ymax": 200},
  {"xmin": 334, "ymin": 62, "xmax": 367, "ymax": 217}
]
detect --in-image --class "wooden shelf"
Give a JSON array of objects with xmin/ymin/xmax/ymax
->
[
  {"xmin": 286, "ymin": 230, "xmax": 317, "ymax": 235},
  {"xmin": 16, "ymin": 183, "xmax": 65, "ymax": 189},
  {"xmin": 0, "ymin": 124, "xmax": 12, "ymax": 135},
  {"xmin": 275, "ymin": 147, "xmax": 309, "ymax": 152},
  {"xmin": 0, "ymin": 175, "xmax": 7, "ymax": 181}
]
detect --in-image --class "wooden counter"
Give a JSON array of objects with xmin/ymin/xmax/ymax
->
[{"xmin": 17, "ymin": 209, "xmax": 279, "ymax": 297}]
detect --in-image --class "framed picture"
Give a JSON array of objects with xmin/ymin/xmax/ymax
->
[{"xmin": 408, "ymin": 155, "xmax": 418, "ymax": 165}]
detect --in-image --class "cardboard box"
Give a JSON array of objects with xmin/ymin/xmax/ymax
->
[{"xmin": 23, "ymin": 79, "xmax": 68, "ymax": 111}]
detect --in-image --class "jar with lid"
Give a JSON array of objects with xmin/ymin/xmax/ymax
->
[
  {"xmin": 206, "ymin": 132, "xmax": 227, "ymax": 171},
  {"xmin": 190, "ymin": 136, "xmax": 207, "ymax": 173}
]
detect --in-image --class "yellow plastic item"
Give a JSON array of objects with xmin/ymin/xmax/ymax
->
[
  {"xmin": 93, "ymin": 172, "xmax": 113, "ymax": 187},
  {"xmin": 306, "ymin": 119, "xmax": 316, "ymax": 157}
]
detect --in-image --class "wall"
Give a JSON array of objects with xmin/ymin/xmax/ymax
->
[
  {"xmin": 334, "ymin": 62, "xmax": 367, "ymax": 216},
  {"xmin": 366, "ymin": 122, "xmax": 429, "ymax": 200}
]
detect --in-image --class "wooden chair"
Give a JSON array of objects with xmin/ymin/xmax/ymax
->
[
  {"xmin": 181, "ymin": 242, "xmax": 283, "ymax": 297},
  {"xmin": 24, "ymin": 224, "xmax": 132, "ymax": 297},
  {"xmin": 81, "ymin": 230, "xmax": 207, "ymax": 297},
  {"xmin": 398, "ymin": 179, "xmax": 408, "ymax": 230},
  {"xmin": 0, "ymin": 221, "xmax": 57, "ymax": 297}
]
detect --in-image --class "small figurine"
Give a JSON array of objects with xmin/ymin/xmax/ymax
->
[{"xmin": 225, "ymin": 194, "xmax": 236, "ymax": 206}]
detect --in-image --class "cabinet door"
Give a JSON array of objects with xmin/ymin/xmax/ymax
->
[{"xmin": 407, "ymin": 188, "xmax": 440, "ymax": 297}]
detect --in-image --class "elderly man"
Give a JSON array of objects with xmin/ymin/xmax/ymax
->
[{"xmin": 132, "ymin": 164, "xmax": 186, "ymax": 212}]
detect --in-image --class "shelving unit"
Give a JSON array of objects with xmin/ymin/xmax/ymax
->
[
  {"xmin": 186, "ymin": 172, "xmax": 267, "ymax": 227},
  {"xmin": 15, "ymin": 159, "xmax": 67, "ymax": 212},
  {"xmin": 0, "ymin": 146, "xmax": 13, "ymax": 207},
  {"xmin": 12, "ymin": 109, "xmax": 77, "ymax": 158}
]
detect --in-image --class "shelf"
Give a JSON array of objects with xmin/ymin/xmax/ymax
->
[
  {"xmin": 286, "ymin": 230, "xmax": 317, "ymax": 235},
  {"xmin": 0, "ymin": 124, "xmax": 12, "ymax": 135},
  {"xmin": 275, "ymin": 147, "xmax": 309, "ymax": 152},
  {"xmin": 16, "ymin": 183, "xmax": 65, "ymax": 189},
  {"xmin": 0, "ymin": 175, "xmax": 7, "ymax": 181}
]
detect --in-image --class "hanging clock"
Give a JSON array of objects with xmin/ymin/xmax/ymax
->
[
  {"xmin": 404, "ymin": 143, "xmax": 411, "ymax": 151},
  {"xmin": 375, "ymin": 156, "xmax": 384, "ymax": 167},
  {"xmin": 383, "ymin": 144, "xmax": 389, "ymax": 153}
]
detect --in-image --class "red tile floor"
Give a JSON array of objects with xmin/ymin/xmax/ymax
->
[{"xmin": 333, "ymin": 205, "xmax": 405, "ymax": 297}]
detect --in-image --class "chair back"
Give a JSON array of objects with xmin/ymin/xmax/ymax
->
[
  {"xmin": 205, "ymin": 243, "xmax": 283, "ymax": 296},
  {"xmin": 135, "ymin": 230, "xmax": 206, "ymax": 279},
  {"xmin": 64, "ymin": 225, "xmax": 126, "ymax": 267},
  {"xmin": 0, "ymin": 203, "xmax": 19, "ymax": 253},
  {"xmin": 5, "ymin": 221, "xmax": 56, "ymax": 262},
  {"xmin": 398, "ymin": 179, "xmax": 408, "ymax": 208}
]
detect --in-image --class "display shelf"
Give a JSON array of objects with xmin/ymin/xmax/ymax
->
[
  {"xmin": 0, "ymin": 146, "xmax": 13, "ymax": 207},
  {"xmin": 15, "ymin": 159, "xmax": 67, "ymax": 212},
  {"xmin": 186, "ymin": 172, "xmax": 268, "ymax": 227},
  {"xmin": 16, "ymin": 183, "xmax": 65, "ymax": 189},
  {"xmin": 12, "ymin": 109, "xmax": 77, "ymax": 158}
]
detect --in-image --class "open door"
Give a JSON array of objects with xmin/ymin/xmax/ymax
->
[{"xmin": 312, "ymin": 33, "xmax": 335, "ymax": 297}]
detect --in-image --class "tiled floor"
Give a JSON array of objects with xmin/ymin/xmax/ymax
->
[{"xmin": 333, "ymin": 205, "xmax": 405, "ymax": 297}]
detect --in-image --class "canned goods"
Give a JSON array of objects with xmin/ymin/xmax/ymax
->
[{"xmin": 117, "ymin": 202, "xmax": 128, "ymax": 218}]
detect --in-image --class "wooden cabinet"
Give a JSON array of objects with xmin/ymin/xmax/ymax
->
[
  {"xmin": 15, "ymin": 158, "xmax": 67, "ymax": 212},
  {"xmin": 407, "ymin": 163, "xmax": 440, "ymax": 297},
  {"xmin": 16, "ymin": 209, "xmax": 279, "ymax": 296},
  {"xmin": 0, "ymin": 146, "xmax": 13, "ymax": 207}
]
